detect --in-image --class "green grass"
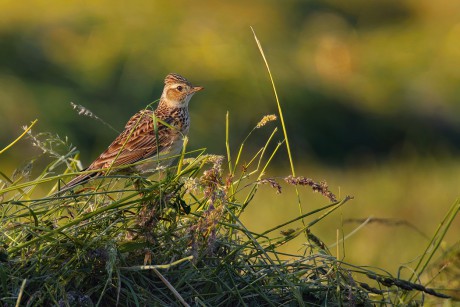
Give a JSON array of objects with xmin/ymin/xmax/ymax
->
[
  {"xmin": 2, "ymin": 112, "xmax": 457, "ymax": 306},
  {"xmin": 0, "ymin": 128, "xmax": 452, "ymax": 306}
]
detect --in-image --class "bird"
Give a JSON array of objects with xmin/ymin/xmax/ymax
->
[{"xmin": 61, "ymin": 73, "xmax": 203, "ymax": 193}]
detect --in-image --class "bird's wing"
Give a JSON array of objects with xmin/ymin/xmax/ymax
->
[
  {"xmin": 87, "ymin": 110, "xmax": 175, "ymax": 171},
  {"xmin": 62, "ymin": 110, "xmax": 176, "ymax": 191}
]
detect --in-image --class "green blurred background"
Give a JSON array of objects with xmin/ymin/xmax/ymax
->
[{"xmin": 1, "ymin": 0, "xmax": 460, "ymax": 275}]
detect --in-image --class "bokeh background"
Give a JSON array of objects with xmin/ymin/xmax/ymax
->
[{"xmin": 1, "ymin": 0, "xmax": 460, "ymax": 276}]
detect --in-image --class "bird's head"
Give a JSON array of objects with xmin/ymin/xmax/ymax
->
[{"xmin": 161, "ymin": 73, "xmax": 204, "ymax": 108}]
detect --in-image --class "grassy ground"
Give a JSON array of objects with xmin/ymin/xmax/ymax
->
[{"xmin": 0, "ymin": 113, "xmax": 457, "ymax": 306}]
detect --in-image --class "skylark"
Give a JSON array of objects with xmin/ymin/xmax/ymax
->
[{"xmin": 62, "ymin": 73, "xmax": 203, "ymax": 192}]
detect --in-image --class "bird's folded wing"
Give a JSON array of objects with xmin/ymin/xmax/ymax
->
[{"xmin": 87, "ymin": 111, "xmax": 174, "ymax": 171}]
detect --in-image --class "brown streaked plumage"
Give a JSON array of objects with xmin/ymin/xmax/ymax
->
[{"xmin": 62, "ymin": 73, "xmax": 203, "ymax": 192}]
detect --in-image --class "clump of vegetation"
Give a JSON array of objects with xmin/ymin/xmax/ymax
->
[{"xmin": 0, "ymin": 114, "xmax": 453, "ymax": 306}]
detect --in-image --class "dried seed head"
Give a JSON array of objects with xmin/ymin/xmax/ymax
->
[
  {"xmin": 71, "ymin": 102, "xmax": 100, "ymax": 119},
  {"xmin": 285, "ymin": 175, "xmax": 337, "ymax": 202},
  {"xmin": 183, "ymin": 177, "xmax": 199, "ymax": 194},
  {"xmin": 256, "ymin": 114, "xmax": 277, "ymax": 128},
  {"xmin": 258, "ymin": 178, "xmax": 282, "ymax": 194}
]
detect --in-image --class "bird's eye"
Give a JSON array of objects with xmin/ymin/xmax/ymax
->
[{"xmin": 176, "ymin": 86, "xmax": 183, "ymax": 92}]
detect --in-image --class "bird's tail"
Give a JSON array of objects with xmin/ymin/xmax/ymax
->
[{"xmin": 55, "ymin": 171, "xmax": 98, "ymax": 196}]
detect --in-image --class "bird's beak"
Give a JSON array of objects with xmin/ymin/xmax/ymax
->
[{"xmin": 190, "ymin": 86, "xmax": 204, "ymax": 93}]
